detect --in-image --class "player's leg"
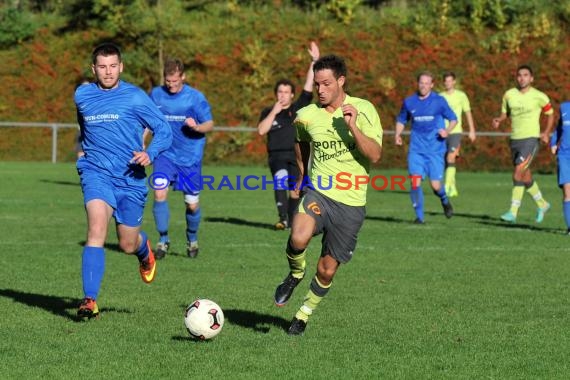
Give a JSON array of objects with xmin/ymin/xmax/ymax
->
[
  {"xmin": 115, "ymin": 184, "xmax": 156, "ymax": 284},
  {"xmin": 429, "ymin": 153, "xmax": 453, "ymax": 218},
  {"xmin": 286, "ymin": 157, "xmax": 301, "ymax": 227},
  {"xmin": 274, "ymin": 192, "xmax": 319, "ymax": 307},
  {"xmin": 445, "ymin": 134, "xmax": 461, "ymax": 197},
  {"xmin": 289, "ymin": 199, "xmax": 364, "ymax": 335},
  {"xmin": 151, "ymin": 156, "xmax": 174, "ymax": 258},
  {"xmin": 408, "ymin": 152, "xmax": 426, "ymax": 223},
  {"xmin": 269, "ymin": 154, "xmax": 290, "ymax": 230},
  {"xmin": 501, "ymin": 140, "xmax": 528, "ymax": 222},
  {"xmin": 561, "ymin": 183, "xmax": 570, "ymax": 234},
  {"xmin": 185, "ymin": 195, "xmax": 201, "ymax": 258},
  {"xmin": 153, "ymin": 187, "xmax": 170, "ymax": 259},
  {"xmin": 78, "ymin": 199, "xmax": 113, "ymax": 319}
]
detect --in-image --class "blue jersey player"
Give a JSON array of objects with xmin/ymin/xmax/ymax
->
[
  {"xmin": 550, "ymin": 101, "xmax": 570, "ymax": 234},
  {"xmin": 148, "ymin": 59, "xmax": 214, "ymax": 259},
  {"xmin": 74, "ymin": 43, "xmax": 172, "ymax": 319},
  {"xmin": 395, "ymin": 71, "xmax": 457, "ymax": 224}
]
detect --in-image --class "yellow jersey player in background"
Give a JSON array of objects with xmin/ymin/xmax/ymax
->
[
  {"xmin": 273, "ymin": 54, "xmax": 383, "ymax": 335},
  {"xmin": 440, "ymin": 71, "xmax": 476, "ymax": 197},
  {"xmin": 492, "ymin": 64, "xmax": 554, "ymax": 223}
]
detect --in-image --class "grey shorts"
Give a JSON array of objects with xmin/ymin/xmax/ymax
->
[
  {"xmin": 446, "ymin": 134, "xmax": 462, "ymax": 153},
  {"xmin": 299, "ymin": 189, "xmax": 365, "ymax": 263},
  {"xmin": 510, "ymin": 138, "xmax": 538, "ymax": 167}
]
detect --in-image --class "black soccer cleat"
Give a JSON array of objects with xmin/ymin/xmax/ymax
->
[
  {"xmin": 155, "ymin": 242, "xmax": 170, "ymax": 260},
  {"xmin": 413, "ymin": 218, "xmax": 425, "ymax": 224},
  {"xmin": 287, "ymin": 317, "xmax": 307, "ymax": 335},
  {"xmin": 443, "ymin": 202, "xmax": 453, "ymax": 218},
  {"xmin": 274, "ymin": 272, "xmax": 303, "ymax": 306}
]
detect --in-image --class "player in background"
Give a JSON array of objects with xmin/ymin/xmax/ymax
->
[
  {"xmin": 149, "ymin": 59, "xmax": 214, "ymax": 259},
  {"xmin": 395, "ymin": 71, "xmax": 457, "ymax": 224},
  {"xmin": 550, "ymin": 101, "xmax": 570, "ymax": 233},
  {"xmin": 75, "ymin": 42, "xmax": 172, "ymax": 319},
  {"xmin": 258, "ymin": 41, "xmax": 320, "ymax": 230},
  {"xmin": 440, "ymin": 71, "xmax": 476, "ymax": 197},
  {"xmin": 493, "ymin": 64, "xmax": 554, "ymax": 223},
  {"xmin": 273, "ymin": 55, "xmax": 383, "ymax": 335}
]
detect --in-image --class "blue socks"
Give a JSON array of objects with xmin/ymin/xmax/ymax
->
[
  {"xmin": 186, "ymin": 207, "xmax": 201, "ymax": 242},
  {"xmin": 564, "ymin": 201, "xmax": 570, "ymax": 229},
  {"xmin": 153, "ymin": 200, "xmax": 170, "ymax": 243},
  {"xmin": 82, "ymin": 246, "xmax": 105, "ymax": 300},
  {"xmin": 410, "ymin": 187, "xmax": 424, "ymax": 221},
  {"xmin": 135, "ymin": 231, "xmax": 150, "ymax": 262},
  {"xmin": 434, "ymin": 187, "xmax": 450, "ymax": 205}
]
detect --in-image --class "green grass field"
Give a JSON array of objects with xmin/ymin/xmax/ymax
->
[{"xmin": 1, "ymin": 162, "xmax": 569, "ymax": 379}]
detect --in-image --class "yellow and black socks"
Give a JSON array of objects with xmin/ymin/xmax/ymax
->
[
  {"xmin": 509, "ymin": 183, "xmax": 525, "ymax": 215},
  {"xmin": 295, "ymin": 276, "xmax": 331, "ymax": 322},
  {"xmin": 525, "ymin": 181, "xmax": 548, "ymax": 209},
  {"xmin": 286, "ymin": 237, "xmax": 306, "ymax": 279}
]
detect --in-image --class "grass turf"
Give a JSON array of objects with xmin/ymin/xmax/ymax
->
[{"xmin": 0, "ymin": 162, "xmax": 569, "ymax": 379}]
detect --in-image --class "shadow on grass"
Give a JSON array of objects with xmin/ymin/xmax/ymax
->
[
  {"xmin": 0, "ymin": 288, "xmax": 132, "ymax": 322},
  {"xmin": 365, "ymin": 215, "xmax": 410, "ymax": 224},
  {"xmin": 205, "ymin": 217, "xmax": 274, "ymax": 230},
  {"xmin": 425, "ymin": 211, "xmax": 494, "ymax": 221},
  {"xmin": 39, "ymin": 179, "xmax": 80, "ymax": 186},
  {"xmin": 476, "ymin": 220, "xmax": 564, "ymax": 234},
  {"xmin": 224, "ymin": 308, "xmax": 290, "ymax": 333}
]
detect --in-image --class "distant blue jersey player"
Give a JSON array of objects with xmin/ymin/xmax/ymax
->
[
  {"xmin": 75, "ymin": 43, "xmax": 172, "ymax": 319},
  {"xmin": 550, "ymin": 101, "xmax": 570, "ymax": 234},
  {"xmin": 395, "ymin": 71, "xmax": 457, "ymax": 224},
  {"xmin": 148, "ymin": 58, "xmax": 214, "ymax": 259}
]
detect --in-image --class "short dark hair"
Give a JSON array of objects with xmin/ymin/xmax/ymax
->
[
  {"xmin": 164, "ymin": 58, "xmax": 185, "ymax": 76},
  {"xmin": 417, "ymin": 71, "xmax": 434, "ymax": 82},
  {"xmin": 274, "ymin": 79, "xmax": 295, "ymax": 95},
  {"xmin": 313, "ymin": 55, "xmax": 347, "ymax": 80},
  {"xmin": 92, "ymin": 42, "xmax": 122, "ymax": 65},
  {"xmin": 442, "ymin": 71, "xmax": 456, "ymax": 80},
  {"xmin": 517, "ymin": 64, "xmax": 533, "ymax": 76}
]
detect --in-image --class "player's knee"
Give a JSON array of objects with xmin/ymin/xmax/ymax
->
[
  {"xmin": 316, "ymin": 266, "xmax": 335, "ymax": 285},
  {"xmin": 119, "ymin": 238, "xmax": 138, "ymax": 254},
  {"xmin": 186, "ymin": 202, "xmax": 199, "ymax": 212}
]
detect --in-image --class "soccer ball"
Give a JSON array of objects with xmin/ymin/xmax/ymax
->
[{"xmin": 184, "ymin": 299, "xmax": 224, "ymax": 340}]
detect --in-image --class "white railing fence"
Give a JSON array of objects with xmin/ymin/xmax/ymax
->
[{"xmin": 0, "ymin": 121, "xmax": 511, "ymax": 163}]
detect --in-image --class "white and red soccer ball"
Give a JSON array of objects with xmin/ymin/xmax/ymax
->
[{"xmin": 184, "ymin": 299, "xmax": 224, "ymax": 340}]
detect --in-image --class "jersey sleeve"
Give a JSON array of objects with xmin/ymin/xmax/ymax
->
[
  {"xmin": 538, "ymin": 91, "xmax": 554, "ymax": 115},
  {"xmin": 396, "ymin": 100, "xmax": 409, "ymax": 125},
  {"xmin": 501, "ymin": 92, "xmax": 509, "ymax": 115},
  {"xmin": 461, "ymin": 92, "xmax": 471, "ymax": 113},
  {"xmin": 193, "ymin": 92, "xmax": 213, "ymax": 124},
  {"xmin": 357, "ymin": 100, "xmax": 383, "ymax": 146},
  {"xmin": 294, "ymin": 110, "xmax": 311, "ymax": 142},
  {"xmin": 135, "ymin": 93, "xmax": 172, "ymax": 162}
]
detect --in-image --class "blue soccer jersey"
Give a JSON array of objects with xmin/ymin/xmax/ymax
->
[
  {"xmin": 149, "ymin": 84, "xmax": 213, "ymax": 167},
  {"xmin": 396, "ymin": 92, "xmax": 457, "ymax": 154},
  {"xmin": 551, "ymin": 101, "xmax": 570, "ymax": 158},
  {"xmin": 75, "ymin": 81, "xmax": 172, "ymax": 177}
]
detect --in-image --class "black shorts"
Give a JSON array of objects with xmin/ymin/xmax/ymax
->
[
  {"xmin": 299, "ymin": 189, "xmax": 365, "ymax": 263},
  {"xmin": 268, "ymin": 151, "xmax": 299, "ymax": 191},
  {"xmin": 446, "ymin": 134, "xmax": 462, "ymax": 153},
  {"xmin": 510, "ymin": 138, "xmax": 538, "ymax": 167}
]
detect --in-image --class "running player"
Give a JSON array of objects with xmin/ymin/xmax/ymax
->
[
  {"xmin": 395, "ymin": 71, "xmax": 457, "ymax": 224},
  {"xmin": 149, "ymin": 59, "xmax": 214, "ymax": 259},
  {"xmin": 440, "ymin": 71, "xmax": 476, "ymax": 197},
  {"xmin": 273, "ymin": 55, "xmax": 383, "ymax": 335},
  {"xmin": 75, "ymin": 42, "xmax": 172, "ymax": 319},
  {"xmin": 550, "ymin": 101, "xmax": 570, "ymax": 233},
  {"xmin": 493, "ymin": 64, "xmax": 554, "ymax": 223}
]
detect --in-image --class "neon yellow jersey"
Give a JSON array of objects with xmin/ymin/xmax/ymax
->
[
  {"xmin": 440, "ymin": 89, "xmax": 471, "ymax": 134},
  {"xmin": 295, "ymin": 94, "xmax": 383, "ymax": 206},
  {"xmin": 501, "ymin": 87, "xmax": 553, "ymax": 140}
]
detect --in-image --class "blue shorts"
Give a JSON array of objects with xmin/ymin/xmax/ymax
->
[
  {"xmin": 557, "ymin": 156, "xmax": 570, "ymax": 186},
  {"xmin": 153, "ymin": 155, "xmax": 201, "ymax": 195},
  {"xmin": 77, "ymin": 159, "xmax": 147, "ymax": 227},
  {"xmin": 408, "ymin": 151, "xmax": 445, "ymax": 181}
]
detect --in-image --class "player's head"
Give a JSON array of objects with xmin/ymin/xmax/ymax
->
[
  {"xmin": 416, "ymin": 71, "xmax": 434, "ymax": 98},
  {"xmin": 91, "ymin": 42, "xmax": 123, "ymax": 90},
  {"xmin": 274, "ymin": 79, "xmax": 295, "ymax": 107},
  {"xmin": 442, "ymin": 71, "xmax": 456, "ymax": 91},
  {"xmin": 516, "ymin": 64, "xmax": 534, "ymax": 90},
  {"xmin": 313, "ymin": 55, "xmax": 347, "ymax": 108},
  {"xmin": 163, "ymin": 58, "xmax": 186, "ymax": 94}
]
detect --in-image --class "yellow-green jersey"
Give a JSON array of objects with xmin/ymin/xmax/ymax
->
[
  {"xmin": 440, "ymin": 89, "xmax": 471, "ymax": 134},
  {"xmin": 501, "ymin": 87, "xmax": 553, "ymax": 140},
  {"xmin": 294, "ymin": 94, "xmax": 383, "ymax": 206}
]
